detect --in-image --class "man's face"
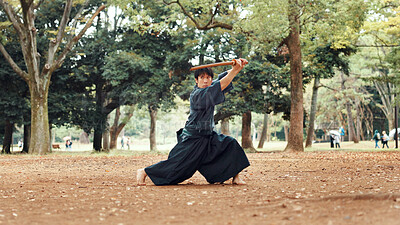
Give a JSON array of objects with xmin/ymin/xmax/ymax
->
[{"xmin": 195, "ymin": 73, "xmax": 212, "ymax": 88}]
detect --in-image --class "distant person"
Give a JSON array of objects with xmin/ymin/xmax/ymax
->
[
  {"xmin": 334, "ymin": 135, "xmax": 341, "ymax": 148},
  {"xmin": 330, "ymin": 134, "xmax": 335, "ymax": 148},
  {"xmin": 371, "ymin": 130, "xmax": 380, "ymax": 149},
  {"xmin": 65, "ymin": 140, "xmax": 70, "ymax": 150},
  {"xmin": 126, "ymin": 137, "xmax": 130, "ymax": 150},
  {"xmin": 18, "ymin": 139, "xmax": 23, "ymax": 151},
  {"xmin": 381, "ymin": 131, "xmax": 389, "ymax": 148},
  {"xmin": 339, "ymin": 126, "xmax": 345, "ymax": 142},
  {"xmin": 121, "ymin": 137, "xmax": 124, "ymax": 149},
  {"xmin": 68, "ymin": 140, "xmax": 73, "ymax": 149}
]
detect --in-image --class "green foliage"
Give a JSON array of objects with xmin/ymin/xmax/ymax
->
[
  {"xmin": 304, "ymin": 44, "xmax": 357, "ymax": 79},
  {"xmin": 0, "ymin": 13, "xmax": 30, "ymax": 125}
]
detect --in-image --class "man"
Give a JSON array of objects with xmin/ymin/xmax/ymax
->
[{"xmin": 137, "ymin": 58, "xmax": 250, "ymax": 185}]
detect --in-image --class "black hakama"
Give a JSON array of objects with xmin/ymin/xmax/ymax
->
[{"xmin": 145, "ymin": 129, "xmax": 250, "ymax": 185}]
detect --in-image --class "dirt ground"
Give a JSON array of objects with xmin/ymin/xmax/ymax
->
[{"xmin": 1, "ymin": 151, "xmax": 400, "ymax": 225}]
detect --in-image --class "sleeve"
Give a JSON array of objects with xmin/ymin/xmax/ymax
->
[
  {"xmin": 191, "ymin": 81, "xmax": 225, "ymax": 109},
  {"xmin": 216, "ymin": 71, "xmax": 234, "ymax": 93}
]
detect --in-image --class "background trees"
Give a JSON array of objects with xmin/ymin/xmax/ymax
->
[{"xmin": 1, "ymin": 0, "xmax": 399, "ymax": 153}]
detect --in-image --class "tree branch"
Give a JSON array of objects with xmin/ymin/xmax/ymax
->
[
  {"xmin": 0, "ymin": 42, "xmax": 29, "ymax": 82},
  {"xmin": 34, "ymin": 0, "xmax": 44, "ymax": 9},
  {"xmin": 318, "ymin": 83, "xmax": 338, "ymax": 92},
  {"xmin": 68, "ymin": 0, "xmax": 91, "ymax": 41},
  {"xmin": 50, "ymin": 5, "xmax": 106, "ymax": 72},
  {"xmin": 354, "ymin": 44, "xmax": 399, "ymax": 47},
  {"xmin": 48, "ymin": 0, "xmax": 73, "ymax": 66},
  {"xmin": 0, "ymin": 0, "xmax": 25, "ymax": 37},
  {"xmin": 163, "ymin": 0, "xmax": 232, "ymax": 30}
]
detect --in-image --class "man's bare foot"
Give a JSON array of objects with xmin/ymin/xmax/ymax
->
[
  {"xmin": 137, "ymin": 168, "xmax": 147, "ymax": 186},
  {"xmin": 232, "ymin": 174, "xmax": 246, "ymax": 185}
]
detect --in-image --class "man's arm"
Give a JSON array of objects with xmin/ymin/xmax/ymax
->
[{"xmin": 220, "ymin": 58, "xmax": 248, "ymax": 91}]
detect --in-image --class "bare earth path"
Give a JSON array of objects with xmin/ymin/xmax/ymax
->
[{"xmin": 1, "ymin": 151, "xmax": 400, "ymax": 225}]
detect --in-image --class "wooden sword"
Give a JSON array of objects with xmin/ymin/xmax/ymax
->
[{"xmin": 189, "ymin": 59, "xmax": 248, "ymax": 71}]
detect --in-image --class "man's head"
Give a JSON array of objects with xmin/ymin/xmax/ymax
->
[{"xmin": 194, "ymin": 67, "xmax": 214, "ymax": 88}]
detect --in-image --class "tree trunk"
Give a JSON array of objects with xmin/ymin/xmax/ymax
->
[
  {"xmin": 102, "ymin": 132, "xmax": 110, "ymax": 151},
  {"xmin": 29, "ymin": 83, "xmax": 51, "ymax": 154},
  {"xmin": 374, "ymin": 80, "xmax": 395, "ymax": 131},
  {"xmin": 284, "ymin": 125, "xmax": 289, "ymax": 142},
  {"xmin": 22, "ymin": 124, "xmax": 30, "ymax": 153},
  {"xmin": 221, "ymin": 117, "xmax": 230, "ymax": 135},
  {"xmin": 79, "ymin": 132, "xmax": 90, "ymax": 144},
  {"xmin": 257, "ymin": 113, "xmax": 268, "ymax": 148},
  {"xmin": 305, "ymin": 77, "xmax": 320, "ymax": 148},
  {"xmin": 109, "ymin": 105, "xmax": 135, "ymax": 149},
  {"xmin": 355, "ymin": 98, "xmax": 362, "ymax": 141},
  {"xmin": 109, "ymin": 107, "xmax": 121, "ymax": 149},
  {"xmin": 340, "ymin": 72, "xmax": 359, "ymax": 143},
  {"xmin": 242, "ymin": 111, "xmax": 256, "ymax": 152},
  {"xmin": 93, "ymin": 80, "xmax": 105, "ymax": 152},
  {"xmin": 1, "ymin": 120, "xmax": 13, "ymax": 154},
  {"xmin": 149, "ymin": 106, "xmax": 158, "ymax": 151},
  {"xmin": 93, "ymin": 129, "xmax": 102, "ymax": 151},
  {"xmin": 284, "ymin": 0, "xmax": 304, "ymax": 152}
]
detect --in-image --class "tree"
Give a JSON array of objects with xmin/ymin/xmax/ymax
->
[
  {"xmin": 238, "ymin": 0, "xmax": 368, "ymax": 151},
  {"xmin": 304, "ymin": 45, "xmax": 356, "ymax": 147},
  {"xmin": 0, "ymin": 0, "xmax": 105, "ymax": 154},
  {"xmin": 357, "ymin": 0, "xmax": 400, "ymax": 131}
]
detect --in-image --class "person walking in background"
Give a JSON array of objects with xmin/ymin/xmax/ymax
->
[
  {"xmin": 371, "ymin": 130, "xmax": 381, "ymax": 149},
  {"xmin": 330, "ymin": 134, "xmax": 335, "ymax": 148},
  {"xmin": 334, "ymin": 135, "xmax": 341, "ymax": 148},
  {"xmin": 339, "ymin": 126, "xmax": 345, "ymax": 142},
  {"xmin": 18, "ymin": 139, "xmax": 23, "ymax": 151},
  {"xmin": 126, "ymin": 137, "xmax": 130, "ymax": 150},
  {"xmin": 381, "ymin": 131, "xmax": 389, "ymax": 148}
]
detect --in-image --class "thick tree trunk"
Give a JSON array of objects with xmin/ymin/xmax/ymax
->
[
  {"xmin": 102, "ymin": 130, "xmax": 110, "ymax": 151},
  {"xmin": 257, "ymin": 113, "xmax": 268, "ymax": 148},
  {"xmin": 284, "ymin": 0, "xmax": 304, "ymax": 152},
  {"xmin": 149, "ymin": 106, "xmax": 158, "ymax": 151},
  {"xmin": 93, "ymin": 129, "xmax": 102, "ymax": 151},
  {"xmin": 29, "ymin": 84, "xmax": 50, "ymax": 154},
  {"xmin": 305, "ymin": 77, "xmax": 320, "ymax": 148},
  {"xmin": 242, "ymin": 111, "xmax": 256, "ymax": 152},
  {"xmin": 221, "ymin": 117, "xmax": 230, "ymax": 135},
  {"xmin": 93, "ymin": 81, "xmax": 105, "ymax": 151},
  {"xmin": 22, "ymin": 124, "xmax": 30, "ymax": 153},
  {"xmin": 1, "ymin": 120, "xmax": 13, "ymax": 154}
]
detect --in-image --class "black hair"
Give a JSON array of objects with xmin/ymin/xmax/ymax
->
[{"xmin": 194, "ymin": 67, "xmax": 214, "ymax": 79}]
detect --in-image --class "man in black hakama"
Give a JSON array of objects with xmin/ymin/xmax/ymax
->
[{"xmin": 137, "ymin": 58, "xmax": 250, "ymax": 185}]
